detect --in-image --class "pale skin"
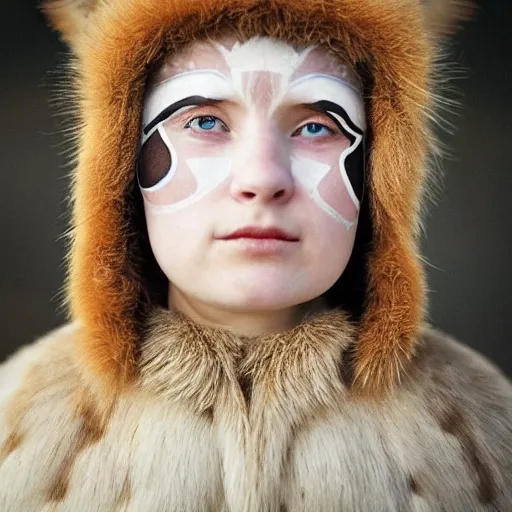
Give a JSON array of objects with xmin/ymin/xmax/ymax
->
[{"xmin": 139, "ymin": 35, "xmax": 366, "ymax": 336}]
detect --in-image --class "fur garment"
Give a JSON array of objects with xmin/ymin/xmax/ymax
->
[{"xmin": 1, "ymin": 310, "xmax": 511, "ymax": 510}]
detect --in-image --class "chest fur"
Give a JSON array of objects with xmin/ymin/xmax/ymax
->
[{"xmin": 1, "ymin": 390, "xmax": 491, "ymax": 512}]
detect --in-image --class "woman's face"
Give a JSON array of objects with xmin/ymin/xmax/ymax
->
[{"xmin": 138, "ymin": 35, "xmax": 366, "ymax": 314}]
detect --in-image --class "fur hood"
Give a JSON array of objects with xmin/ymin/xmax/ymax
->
[{"xmin": 39, "ymin": 0, "xmax": 475, "ymax": 396}]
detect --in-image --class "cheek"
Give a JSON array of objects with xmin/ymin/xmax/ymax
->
[
  {"xmin": 292, "ymin": 141, "xmax": 359, "ymax": 227},
  {"xmin": 143, "ymin": 159, "xmax": 198, "ymax": 206},
  {"xmin": 139, "ymin": 130, "xmax": 231, "ymax": 210},
  {"xmin": 297, "ymin": 195, "xmax": 358, "ymax": 292},
  {"xmin": 311, "ymin": 207, "xmax": 359, "ymax": 281},
  {"xmin": 317, "ymin": 162, "xmax": 359, "ymax": 223},
  {"xmin": 143, "ymin": 205, "xmax": 206, "ymax": 281},
  {"xmin": 144, "ymin": 208, "xmax": 176, "ymax": 277}
]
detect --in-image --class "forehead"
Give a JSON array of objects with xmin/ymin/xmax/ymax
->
[{"xmin": 149, "ymin": 35, "xmax": 360, "ymax": 91}]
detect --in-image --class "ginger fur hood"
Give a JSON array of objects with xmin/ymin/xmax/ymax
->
[{"xmin": 0, "ymin": 0, "xmax": 511, "ymax": 510}]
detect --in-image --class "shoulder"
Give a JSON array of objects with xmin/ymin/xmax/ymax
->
[
  {"xmin": 412, "ymin": 326, "xmax": 512, "ymax": 408},
  {"xmin": 404, "ymin": 327, "xmax": 512, "ymax": 503},
  {"xmin": 0, "ymin": 322, "xmax": 82, "ymax": 408},
  {"xmin": 0, "ymin": 322, "xmax": 83, "ymax": 437},
  {"xmin": 0, "ymin": 322, "xmax": 82, "ymax": 401},
  {"xmin": 0, "ymin": 323, "xmax": 85, "ymax": 507}
]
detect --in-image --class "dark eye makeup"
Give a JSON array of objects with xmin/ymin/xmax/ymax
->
[
  {"xmin": 140, "ymin": 97, "xmax": 366, "ymax": 200},
  {"xmin": 306, "ymin": 101, "xmax": 365, "ymax": 201},
  {"xmin": 137, "ymin": 129, "xmax": 172, "ymax": 189},
  {"xmin": 143, "ymin": 96, "xmax": 222, "ymax": 136}
]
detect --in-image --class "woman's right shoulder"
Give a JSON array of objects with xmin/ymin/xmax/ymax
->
[
  {"xmin": 0, "ymin": 322, "xmax": 83, "ymax": 436},
  {"xmin": 0, "ymin": 323, "xmax": 81, "ymax": 395},
  {"xmin": 0, "ymin": 322, "xmax": 104, "ymax": 509}
]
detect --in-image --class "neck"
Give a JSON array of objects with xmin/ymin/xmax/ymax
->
[{"xmin": 168, "ymin": 285, "xmax": 325, "ymax": 337}]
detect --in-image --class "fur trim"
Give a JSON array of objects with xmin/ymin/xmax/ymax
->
[
  {"xmin": 41, "ymin": 0, "xmax": 101, "ymax": 50},
  {"xmin": 41, "ymin": 0, "xmax": 476, "ymax": 49},
  {"xmin": 42, "ymin": 0, "xmax": 473, "ymax": 396},
  {"xmin": 422, "ymin": 0, "xmax": 476, "ymax": 35}
]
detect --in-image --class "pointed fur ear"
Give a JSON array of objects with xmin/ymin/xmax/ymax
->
[
  {"xmin": 41, "ymin": 0, "xmax": 99, "ymax": 50},
  {"xmin": 422, "ymin": 0, "xmax": 476, "ymax": 35}
]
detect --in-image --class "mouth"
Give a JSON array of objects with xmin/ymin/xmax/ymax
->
[{"xmin": 218, "ymin": 226, "xmax": 299, "ymax": 241}]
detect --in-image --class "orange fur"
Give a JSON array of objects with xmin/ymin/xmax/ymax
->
[
  {"xmin": 41, "ymin": 0, "xmax": 473, "ymax": 395},
  {"xmin": 423, "ymin": 0, "xmax": 476, "ymax": 35}
]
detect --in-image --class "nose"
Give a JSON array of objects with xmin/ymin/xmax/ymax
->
[{"xmin": 230, "ymin": 129, "xmax": 295, "ymax": 205}]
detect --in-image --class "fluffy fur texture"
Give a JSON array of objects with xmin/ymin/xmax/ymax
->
[
  {"xmin": 37, "ymin": 0, "xmax": 476, "ymax": 396},
  {"xmin": 422, "ymin": 0, "xmax": 476, "ymax": 34},
  {"xmin": 1, "ymin": 311, "xmax": 511, "ymax": 510}
]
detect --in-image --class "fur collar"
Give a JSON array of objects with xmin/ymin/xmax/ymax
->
[
  {"xmin": 138, "ymin": 308, "xmax": 355, "ymax": 508},
  {"xmin": 140, "ymin": 308, "xmax": 354, "ymax": 413}
]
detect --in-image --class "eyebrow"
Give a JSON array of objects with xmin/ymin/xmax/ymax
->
[
  {"xmin": 143, "ymin": 96, "xmax": 222, "ymax": 135},
  {"xmin": 306, "ymin": 100, "xmax": 364, "ymax": 138}
]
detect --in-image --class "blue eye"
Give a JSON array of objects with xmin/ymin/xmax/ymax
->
[
  {"xmin": 185, "ymin": 116, "xmax": 227, "ymax": 132},
  {"xmin": 299, "ymin": 123, "xmax": 332, "ymax": 138}
]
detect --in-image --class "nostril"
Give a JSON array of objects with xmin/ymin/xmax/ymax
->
[
  {"xmin": 273, "ymin": 189, "xmax": 285, "ymax": 199},
  {"xmin": 241, "ymin": 191, "xmax": 257, "ymax": 199}
]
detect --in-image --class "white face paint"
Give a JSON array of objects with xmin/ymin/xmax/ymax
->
[
  {"xmin": 138, "ymin": 36, "xmax": 367, "ymax": 319},
  {"xmin": 139, "ymin": 37, "xmax": 365, "ymax": 225}
]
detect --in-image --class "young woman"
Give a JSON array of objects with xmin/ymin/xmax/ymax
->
[{"xmin": 0, "ymin": 0, "xmax": 510, "ymax": 510}]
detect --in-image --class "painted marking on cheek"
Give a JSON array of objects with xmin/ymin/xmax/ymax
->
[
  {"xmin": 330, "ymin": 111, "xmax": 364, "ymax": 208},
  {"xmin": 317, "ymin": 163, "xmax": 359, "ymax": 224},
  {"xmin": 142, "ymin": 156, "xmax": 198, "ymax": 206},
  {"xmin": 138, "ymin": 126, "xmax": 178, "ymax": 191},
  {"xmin": 143, "ymin": 157, "xmax": 232, "ymax": 214},
  {"xmin": 291, "ymin": 156, "xmax": 354, "ymax": 229},
  {"xmin": 340, "ymin": 152, "xmax": 361, "ymax": 210}
]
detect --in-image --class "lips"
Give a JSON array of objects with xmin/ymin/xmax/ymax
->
[{"xmin": 218, "ymin": 226, "xmax": 299, "ymax": 241}]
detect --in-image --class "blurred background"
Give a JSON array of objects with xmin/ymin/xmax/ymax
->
[{"xmin": 0, "ymin": 1, "xmax": 511, "ymax": 375}]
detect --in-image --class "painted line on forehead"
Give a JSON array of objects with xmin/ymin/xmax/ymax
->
[
  {"xmin": 214, "ymin": 39, "xmax": 315, "ymax": 113},
  {"xmin": 143, "ymin": 70, "xmax": 237, "ymax": 130},
  {"xmin": 290, "ymin": 73, "xmax": 362, "ymax": 96},
  {"xmin": 285, "ymin": 75, "xmax": 366, "ymax": 132},
  {"xmin": 143, "ymin": 157, "xmax": 232, "ymax": 214},
  {"xmin": 214, "ymin": 39, "xmax": 314, "ymax": 75}
]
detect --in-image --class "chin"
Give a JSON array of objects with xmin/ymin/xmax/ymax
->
[{"xmin": 213, "ymin": 282, "xmax": 321, "ymax": 313}]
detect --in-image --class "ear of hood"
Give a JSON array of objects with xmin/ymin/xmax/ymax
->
[
  {"xmin": 422, "ymin": 0, "xmax": 476, "ymax": 35},
  {"xmin": 44, "ymin": 0, "xmax": 475, "ymax": 397},
  {"xmin": 41, "ymin": 0, "xmax": 100, "ymax": 51},
  {"xmin": 41, "ymin": 0, "xmax": 476, "ymax": 50}
]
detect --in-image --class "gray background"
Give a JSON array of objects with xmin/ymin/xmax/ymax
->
[{"xmin": 1, "ymin": 2, "xmax": 511, "ymax": 376}]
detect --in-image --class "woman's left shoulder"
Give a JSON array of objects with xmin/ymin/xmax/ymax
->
[
  {"xmin": 404, "ymin": 326, "xmax": 512, "ymax": 489},
  {"xmin": 412, "ymin": 326, "xmax": 512, "ymax": 404}
]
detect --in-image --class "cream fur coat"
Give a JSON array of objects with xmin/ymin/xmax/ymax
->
[{"xmin": 1, "ymin": 310, "xmax": 511, "ymax": 511}]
